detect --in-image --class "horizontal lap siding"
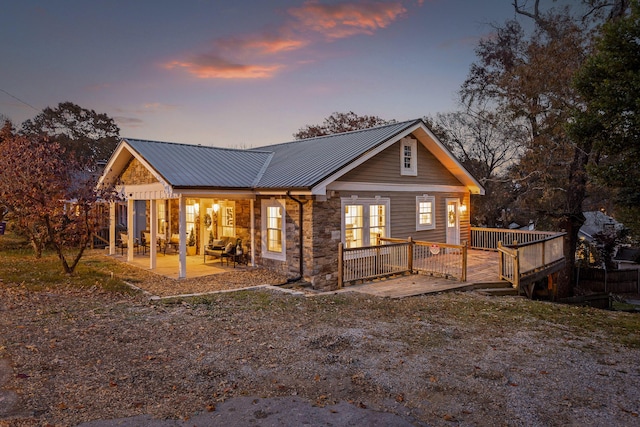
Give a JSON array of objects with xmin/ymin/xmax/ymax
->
[
  {"xmin": 333, "ymin": 132, "xmax": 471, "ymax": 244},
  {"xmin": 339, "ymin": 135, "xmax": 461, "ymax": 186}
]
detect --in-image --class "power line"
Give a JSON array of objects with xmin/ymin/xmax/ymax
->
[{"xmin": 0, "ymin": 88, "xmax": 40, "ymax": 113}]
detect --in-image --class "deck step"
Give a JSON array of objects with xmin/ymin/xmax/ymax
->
[
  {"xmin": 469, "ymin": 281, "xmax": 512, "ymax": 289},
  {"xmin": 475, "ymin": 287, "xmax": 518, "ymax": 296},
  {"xmin": 467, "ymin": 281, "xmax": 517, "ymax": 297}
]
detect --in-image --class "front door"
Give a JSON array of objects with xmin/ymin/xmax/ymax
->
[{"xmin": 446, "ymin": 199, "xmax": 460, "ymax": 245}]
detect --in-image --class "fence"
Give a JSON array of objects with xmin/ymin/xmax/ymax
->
[
  {"xmin": 338, "ymin": 237, "xmax": 467, "ymax": 287},
  {"xmin": 575, "ymin": 268, "xmax": 640, "ymax": 294}
]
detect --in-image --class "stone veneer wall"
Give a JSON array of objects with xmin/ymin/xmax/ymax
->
[
  {"xmin": 307, "ymin": 196, "xmax": 342, "ymax": 291},
  {"xmin": 234, "ymin": 200, "xmax": 251, "ymax": 252},
  {"xmin": 120, "ymin": 158, "xmax": 158, "ymax": 185},
  {"xmin": 254, "ymin": 195, "xmax": 343, "ymax": 291}
]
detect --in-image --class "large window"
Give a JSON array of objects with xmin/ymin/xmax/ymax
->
[
  {"xmin": 261, "ymin": 199, "xmax": 286, "ymax": 261},
  {"xmin": 400, "ymin": 137, "xmax": 417, "ymax": 176},
  {"xmin": 369, "ymin": 204, "xmax": 386, "ymax": 245},
  {"xmin": 185, "ymin": 201, "xmax": 197, "ymax": 236},
  {"xmin": 344, "ymin": 204, "xmax": 363, "ymax": 248},
  {"xmin": 416, "ymin": 195, "xmax": 435, "ymax": 231},
  {"xmin": 341, "ymin": 197, "xmax": 390, "ymax": 248}
]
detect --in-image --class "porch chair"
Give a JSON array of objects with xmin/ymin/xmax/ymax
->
[
  {"xmin": 203, "ymin": 236, "xmax": 233, "ymax": 263},
  {"xmin": 221, "ymin": 238, "xmax": 247, "ymax": 267},
  {"xmin": 118, "ymin": 233, "xmax": 138, "ymax": 255}
]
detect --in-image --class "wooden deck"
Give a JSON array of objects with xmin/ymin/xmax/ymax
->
[{"xmin": 340, "ymin": 249, "xmax": 503, "ymax": 298}]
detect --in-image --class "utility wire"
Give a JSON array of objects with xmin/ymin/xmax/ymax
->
[{"xmin": 0, "ymin": 88, "xmax": 40, "ymax": 112}]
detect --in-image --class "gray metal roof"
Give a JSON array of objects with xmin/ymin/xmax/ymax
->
[
  {"xmin": 115, "ymin": 118, "xmax": 479, "ymax": 193},
  {"xmin": 251, "ymin": 119, "xmax": 421, "ymax": 188},
  {"xmin": 125, "ymin": 139, "xmax": 272, "ymax": 188}
]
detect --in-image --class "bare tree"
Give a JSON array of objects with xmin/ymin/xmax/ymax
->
[{"xmin": 431, "ymin": 107, "xmax": 527, "ymax": 227}]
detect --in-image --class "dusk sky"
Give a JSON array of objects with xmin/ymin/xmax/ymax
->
[{"xmin": 1, "ymin": 0, "xmax": 526, "ymax": 148}]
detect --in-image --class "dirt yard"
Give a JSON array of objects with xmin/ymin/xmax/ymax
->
[{"xmin": 1, "ymin": 262, "xmax": 640, "ymax": 426}]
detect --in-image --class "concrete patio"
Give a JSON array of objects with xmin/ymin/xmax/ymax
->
[{"xmin": 112, "ymin": 251, "xmax": 246, "ymax": 279}]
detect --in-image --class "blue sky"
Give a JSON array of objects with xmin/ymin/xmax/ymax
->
[{"xmin": 1, "ymin": 0, "xmax": 523, "ymax": 148}]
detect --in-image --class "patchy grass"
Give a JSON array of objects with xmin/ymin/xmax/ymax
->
[{"xmin": 0, "ymin": 230, "xmax": 135, "ymax": 294}]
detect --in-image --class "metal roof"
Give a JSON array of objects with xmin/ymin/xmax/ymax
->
[
  {"xmin": 125, "ymin": 139, "xmax": 272, "ymax": 188},
  {"xmin": 251, "ymin": 119, "xmax": 421, "ymax": 188},
  {"xmin": 108, "ymin": 118, "xmax": 483, "ymax": 194}
]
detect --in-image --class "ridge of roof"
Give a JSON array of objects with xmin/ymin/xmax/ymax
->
[
  {"xmin": 252, "ymin": 118, "xmax": 422, "ymax": 150},
  {"xmin": 125, "ymin": 137, "xmax": 272, "ymax": 154}
]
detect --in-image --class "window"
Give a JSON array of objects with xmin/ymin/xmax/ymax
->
[
  {"xmin": 341, "ymin": 197, "xmax": 390, "ymax": 248},
  {"xmin": 400, "ymin": 137, "xmax": 417, "ymax": 176},
  {"xmin": 186, "ymin": 201, "xmax": 197, "ymax": 236},
  {"xmin": 220, "ymin": 201, "xmax": 235, "ymax": 237},
  {"xmin": 261, "ymin": 199, "xmax": 286, "ymax": 261},
  {"xmin": 344, "ymin": 204, "xmax": 363, "ymax": 248},
  {"xmin": 369, "ymin": 204, "xmax": 386, "ymax": 245},
  {"xmin": 416, "ymin": 195, "xmax": 435, "ymax": 230},
  {"xmin": 158, "ymin": 201, "xmax": 166, "ymax": 235}
]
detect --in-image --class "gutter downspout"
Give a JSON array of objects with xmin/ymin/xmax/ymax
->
[{"xmin": 286, "ymin": 191, "xmax": 305, "ymax": 282}]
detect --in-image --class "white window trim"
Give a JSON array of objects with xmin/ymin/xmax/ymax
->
[
  {"xmin": 400, "ymin": 137, "xmax": 417, "ymax": 176},
  {"xmin": 416, "ymin": 194, "xmax": 436, "ymax": 231},
  {"xmin": 261, "ymin": 199, "xmax": 286, "ymax": 261},
  {"xmin": 340, "ymin": 196, "xmax": 391, "ymax": 247}
]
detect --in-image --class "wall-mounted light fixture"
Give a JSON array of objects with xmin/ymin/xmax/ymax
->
[{"xmin": 459, "ymin": 204, "xmax": 467, "ymax": 213}]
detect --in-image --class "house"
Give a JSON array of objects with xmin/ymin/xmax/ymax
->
[
  {"xmin": 577, "ymin": 211, "xmax": 626, "ymax": 266},
  {"xmin": 98, "ymin": 119, "xmax": 484, "ymax": 290}
]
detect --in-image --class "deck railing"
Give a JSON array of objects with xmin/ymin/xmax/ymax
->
[
  {"xmin": 497, "ymin": 233, "xmax": 566, "ymax": 296},
  {"xmin": 471, "ymin": 227, "xmax": 560, "ymax": 250},
  {"xmin": 337, "ymin": 237, "xmax": 467, "ymax": 287}
]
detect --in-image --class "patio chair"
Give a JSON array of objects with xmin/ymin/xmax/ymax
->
[
  {"xmin": 118, "ymin": 232, "xmax": 138, "ymax": 255},
  {"xmin": 204, "ymin": 236, "xmax": 231, "ymax": 263},
  {"xmin": 141, "ymin": 231, "xmax": 168, "ymax": 255},
  {"xmin": 221, "ymin": 238, "xmax": 247, "ymax": 267}
]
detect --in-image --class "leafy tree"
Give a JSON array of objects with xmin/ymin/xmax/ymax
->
[
  {"xmin": 571, "ymin": 0, "xmax": 639, "ymax": 239},
  {"xmin": 294, "ymin": 111, "xmax": 395, "ymax": 139},
  {"xmin": 459, "ymin": 1, "xmax": 628, "ymax": 297},
  {"xmin": 0, "ymin": 125, "xmax": 114, "ymax": 272},
  {"xmin": 21, "ymin": 101, "xmax": 120, "ymax": 167}
]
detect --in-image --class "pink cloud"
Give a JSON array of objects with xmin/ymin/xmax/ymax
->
[
  {"xmin": 217, "ymin": 35, "xmax": 308, "ymax": 55},
  {"xmin": 164, "ymin": 54, "xmax": 282, "ymax": 79},
  {"xmin": 288, "ymin": 1, "xmax": 407, "ymax": 39},
  {"xmin": 164, "ymin": 1, "xmax": 417, "ymax": 79}
]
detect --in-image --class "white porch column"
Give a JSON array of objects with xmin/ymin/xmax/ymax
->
[
  {"xmin": 178, "ymin": 194, "xmax": 187, "ymax": 279},
  {"xmin": 150, "ymin": 199, "xmax": 157, "ymax": 269},
  {"xmin": 127, "ymin": 198, "xmax": 135, "ymax": 262},
  {"xmin": 198, "ymin": 199, "xmax": 204, "ymax": 259},
  {"xmin": 109, "ymin": 201, "xmax": 116, "ymax": 255},
  {"xmin": 250, "ymin": 199, "xmax": 255, "ymax": 266}
]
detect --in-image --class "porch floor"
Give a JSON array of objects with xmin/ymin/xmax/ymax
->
[
  {"xmin": 340, "ymin": 249, "xmax": 504, "ymax": 298},
  {"xmin": 112, "ymin": 251, "xmax": 244, "ymax": 279}
]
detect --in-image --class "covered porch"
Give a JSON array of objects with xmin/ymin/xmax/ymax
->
[
  {"xmin": 113, "ymin": 250, "xmax": 243, "ymax": 279},
  {"xmin": 107, "ymin": 194, "xmax": 256, "ymax": 279}
]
